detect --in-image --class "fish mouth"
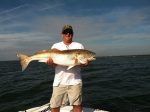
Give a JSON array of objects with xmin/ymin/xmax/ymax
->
[
  {"xmin": 88, "ymin": 56, "xmax": 96, "ymax": 61},
  {"xmin": 92, "ymin": 57, "xmax": 96, "ymax": 60}
]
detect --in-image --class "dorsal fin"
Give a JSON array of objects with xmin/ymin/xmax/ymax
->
[
  {"xmin": 49, "ymin": 49, "xmax": 62, "ymax": 53},
  {"xmin": 50, "ymin": 49, "xmax": 60, "ymax": 52},
  {"xmin": 34, "ymin": 49, "xmax": 61, "ymax": 54},
  {"xmin": 34, "ymin": 50, "xmax": 49, "ymax": 54}
]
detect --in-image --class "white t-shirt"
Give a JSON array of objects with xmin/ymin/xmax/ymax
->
[{"xmin": 51, "ymin": 41, "xmax": 84, "ymax": 86}]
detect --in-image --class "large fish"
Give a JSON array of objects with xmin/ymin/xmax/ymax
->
[{"xmin": 17, "ymin": 49, "xmax": 96, "ymax": 71}]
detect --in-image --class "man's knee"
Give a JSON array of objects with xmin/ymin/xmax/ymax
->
[
  {"xmin": 51, "ymin": 107, "xmax": 60, "ymax": 112},
  {"xmin": 73, "ymin": 105, "xmax": 82, "ymax": 112}
]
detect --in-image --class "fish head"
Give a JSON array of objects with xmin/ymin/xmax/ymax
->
[
  {"xmin": 76, "ymin": 50, "xmax": 96, "ymax": 64},
  {"xmin": 84, "ymin": 50, "xmax": 96, "ymax": 61}
]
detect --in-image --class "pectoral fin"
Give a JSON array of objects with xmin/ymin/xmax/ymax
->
[
  {"xmin": 78, "ymin": 58, "xmax": 88, "ymax": 64},
  {"xmin": 67, "ymin": 65, "xmax": 75, "ymax": 70}
]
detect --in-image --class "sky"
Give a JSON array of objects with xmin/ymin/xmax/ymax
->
[{"xmin": 0, "ymin": 0, "xmax": 150, "ymax": 61}]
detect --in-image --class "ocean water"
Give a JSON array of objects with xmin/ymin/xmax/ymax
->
[{"xmin": 0, "ymin": 56, "xmax": 150, "ymax": 112}]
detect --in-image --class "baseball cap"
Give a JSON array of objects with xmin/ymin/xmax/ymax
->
[{"xmin": 62, "ymin": 24, "xmax": 74, "ymax": 34}]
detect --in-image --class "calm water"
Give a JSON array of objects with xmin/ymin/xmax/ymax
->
[{"xmin": 0, "ymin": 56, "xmax": 150, "ymax": 112}]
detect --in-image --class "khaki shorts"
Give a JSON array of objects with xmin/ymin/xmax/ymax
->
[{"xmin": 50, "ymin": 84, "xmax": 82, "ymax": 108}]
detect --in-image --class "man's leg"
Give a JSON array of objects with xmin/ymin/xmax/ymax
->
[
  {"xmin": 68, "ymin": 84, "xmax": 82, "ymax": 112},
  {"xmin": 50, "ymin": 86, "xmax": 67, "ymax": 112},
  {"xmin": 51, "ymin": 107, "xmax": 60, "ymax": 112},
  {"xmin": 73, "ymin": 105, "xmax": 82, "ymax": 112}
]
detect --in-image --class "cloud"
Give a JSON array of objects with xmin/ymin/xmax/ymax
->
[
  {"xmin": 39, "ymin": 2, "xmax": 64, "ymax": 11},
  {"xmin": 0, "ymin": 31, "xmax": 56, "ymax": 60},
  {"xmin": 0, "ymin": 32, "xmax": 53, "ymax": 50},
  {"xmin": 0, "ymin": 1, "xmax": 150, "ymax": 60},
  {"xmin": 33, "ymin": 6, "xmax": 150, "ymax": 40},
  {"xmin": 30, "ymin": 7, "xmax": 150, "ymax": 56},
  {"xmin": 0, "ymin": 4, "xmax": 28, "ymax": 15}
]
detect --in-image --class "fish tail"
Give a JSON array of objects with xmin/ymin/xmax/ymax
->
[{"xmin": 17, "ymin": 54, "xmax": 31, "ymax": 71}]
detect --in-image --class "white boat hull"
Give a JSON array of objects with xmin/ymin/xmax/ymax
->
[{"xmin": 19, "ymin": 103, "xmax": 109, "ymax": 112}]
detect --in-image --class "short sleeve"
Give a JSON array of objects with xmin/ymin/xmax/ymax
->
[
  {"xmin": 80, "ymin": 44, "xmax": 84, "ymax": 49},
  {"xmin": 51, "ymin": 44, "xmax": 56, "ymax": 49}
]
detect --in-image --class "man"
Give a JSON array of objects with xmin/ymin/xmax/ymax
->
[{"xmin": 47, "ymin": 25, "xmax": 87, "ymax": 112}]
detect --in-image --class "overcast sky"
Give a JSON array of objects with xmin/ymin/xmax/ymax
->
[{"xmin": 0, "ymin": 0, "xmax": 150, "ymax": 60}]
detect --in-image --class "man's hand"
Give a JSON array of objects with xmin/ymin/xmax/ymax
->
[
  {"xmin": 47, "ymin": 58, "xmax": 53, "ymax": 65},
  {"xmin": 46, "ymin": 58, "xmax": 56, "ymax": 67}
]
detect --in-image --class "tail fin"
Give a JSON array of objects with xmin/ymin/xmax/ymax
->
[{"xmin": 17, "ymin": 54, "xmax": 31, "ymax": 71}]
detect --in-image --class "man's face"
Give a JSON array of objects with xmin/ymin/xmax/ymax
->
[{"xmin": 62, "ymin": 29, "xmax": 73, "ymax": 43}]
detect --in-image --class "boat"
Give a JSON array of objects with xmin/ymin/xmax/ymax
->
[{"xmin": 19, "ymin": 103, "xmax": 109, "ymax": 112}]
